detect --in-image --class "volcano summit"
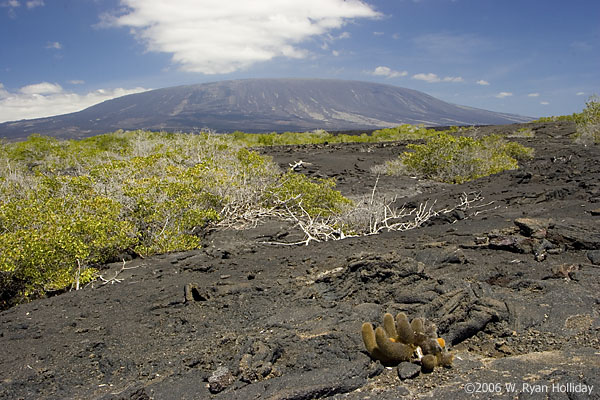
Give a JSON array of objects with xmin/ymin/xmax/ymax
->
[{"xmin": 0, "ymin": 79, "xmax": 531, "ymax": 140}]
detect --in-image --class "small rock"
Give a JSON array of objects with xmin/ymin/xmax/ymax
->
[
  {"xmin": 397, "ymin": 361, "xmax": 421, "ymax": 380},
  {"xmin": 441, "ymin": 249, "xmax": 466, "ymax": 264},
  {"xmin": 551, "ymin": 263, "xmax": 579, "ymax": 279},
  {"xmin": 488, "ymin": 235, "xmax": 536, "ymax": 254},
  {"xmin": 208, "ymin": 366, "xmax": 235, "ymax": 394},
  {"xmin": 514, "ymin": 218, "xmax": 552, "ymax": 238},
  {"xmin": 497, "ymin": 343, "xmax": 515, "ymax": 355},
  {"xmin": 474, "ymin": 236, "xmax": 489, "ymax": 245},
  {"xmin": 587, "ymin": 250, "xmax": 600, "ymax": 265},
  {"xmin": 547, "ymin": 219, "xmax": 600, "ymax": 249},
  {"xmin": 590, "ymin": 208, "xmax": 600, "ymax": 216},
  {"xmin": 451, "ymin": 209, "xmax": 466, "ymax": 221}
]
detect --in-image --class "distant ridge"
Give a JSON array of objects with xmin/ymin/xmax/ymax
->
[{"xmin": 0, "ymin": 78, "xmax": 532, "ymax": 140}]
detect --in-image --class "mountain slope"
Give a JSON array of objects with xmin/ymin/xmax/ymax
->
[{"xmin": 0, "ymin": 79, "xmax": 531, "ymax": 140}]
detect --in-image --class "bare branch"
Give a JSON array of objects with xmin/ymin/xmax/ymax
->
[{"xmin": 96, "ymin": 260, "xmax": 142, "ymax": 286}]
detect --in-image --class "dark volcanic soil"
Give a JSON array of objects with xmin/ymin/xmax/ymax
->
[{"xmin": 1, "ymin": 121, "xmax": 599, "ymax": 399}]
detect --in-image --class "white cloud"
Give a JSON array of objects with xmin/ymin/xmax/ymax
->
[
  {"xmin": 2, "ymin": 0, "xmax": 42, "ymax": 16},
  {"xmin": 412, "ymin": 73, "xmax": 439, "ymax": 83},
  {"xmin": 46, "ymin": 41, "xmax": 62, "ymax": 50},
  {"xmin": 19, "ymin": 82, "xmax": 64, "ymax": 95},
  {"xmin": 371, "ymin": 66, "xmax": 408, "ymax": 78},
  {"xmin": 412, "ymin": 73, "xmax": 463, "ymax": 83},
  {"xmin": 443, "ymin": 76, "xmax": 464, "ymax": 83},
  {"xmin": 528, "ymin": 93, "xmax": 540, "ymax": 97},
  {"xmin": 495, "ymin": 92, "xmax": 513, "ymax": 98},
  {"xmin": 1, "ymin": 0, "xmax": 19, "ymax": 17},
  {"xmin": 540, "ymin": 101, "xmax": 549, "ymax": 105},
  {"xmin": 105, "ymin": 0, "xmax": 380, "ymax": 75},
  {"xmin": 476, "ymin": 80, "xmax": 489, "ymax": 86},
  {"xmin": 0, "ymin": 83, "xmax": 9, "ymax": 99},
  {"xmin": 0, "ymin": 82, "xmax": 149, "ymax": 122},
  {"xmin": 69, "ymin": 80, "xmax": 85, "ymax": 85},
  {"xmin": 26, "ymin": 0, "xmax": 43, "ymax": 8},
  {"xmin": 576, "ymin": 92, "xmax": 585, "ymax": 96},
  {"xmin": 1, "ymin": 0, "xmax": 20, "ymax": 7}
]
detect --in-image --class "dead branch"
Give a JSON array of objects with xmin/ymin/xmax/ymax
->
[{"xmin": 96, "ymin": 260, "xmax": 142, "ymax": 286}]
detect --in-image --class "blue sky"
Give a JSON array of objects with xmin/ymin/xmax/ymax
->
[{"xmin": 1, "ymin": 0, "xmax": 599, "ymax": 123}]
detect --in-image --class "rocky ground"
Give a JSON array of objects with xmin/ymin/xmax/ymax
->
[{"xmin": 1, "ymin": 121, "xmax": 599, "ymax": 399}]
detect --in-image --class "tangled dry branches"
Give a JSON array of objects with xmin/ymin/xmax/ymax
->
[{"xmin": 264, "ymin": 176, "xmax": 489, "ymax": 246}]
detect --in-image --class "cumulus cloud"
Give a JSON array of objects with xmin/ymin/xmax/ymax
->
[
  {"xmin": 370, "ymin": 66, "xmax": 408, "ymax": 78},
  {"xmin": 476, "ymin": 80, "xmax": 489, "ymax": 86},
  {"xmin": 0, "ymin": 83, "xmax": 9, "ymax": 98},
  {"xmin": 2, "ymin": 0, "xmax": 42, "ymax": 16},
  {"xmin": 0, "ymin": 82, "xmax": 149, "ymax": 122},
  {"xmin": 45, "ymin": 41, "xmax": 62, "ymax": 50},
  {"xmin": 528, "ymin": 93, "xmax": 540, "ymax": 97},
  {"xmin": 412, "ymin": 73, "xmax": 463, "ymax": 83},
  {"xmin": 19, "ymin": 82, "xmax": 63, "ymax": 95},
  {"xmin": 104, "ymin": 0, "xmax": 380, "ymax": 74},
  {"xmin": 26, "ymin": 0, "xmax": 43, "ymax": 8},
  {"xmin": 1, "ymin": 0, "xmax": 19, "ymax": 17},
  {"xmin": 495, "ymin": 92, "xmax": 513, "ymax": 98},
  {"xmin": 1, "ymin": 0, "xmax": 19, "ymax": 7}
]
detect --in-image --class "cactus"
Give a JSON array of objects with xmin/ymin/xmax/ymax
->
[
  {"xmin": 395, "ymin": 312, "xmax": 414, "ymax": 345},
  {"xmin": 361, "ymin": 312, "xmax": 454, "ymax": 373}
]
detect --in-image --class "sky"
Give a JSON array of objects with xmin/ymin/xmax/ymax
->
[{"xmin": 1, "ymin": 0, "xmax": 599, "ymax": 123}]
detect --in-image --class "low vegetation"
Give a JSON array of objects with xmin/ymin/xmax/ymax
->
[
  {"xmin": 574, "ymin": 95, "xmax": 600, "ymax": 145},
  {"xmin": 0, "ymin": 131, "xmax": 350, "ymax": 308},
  {"xmin": 381, "ymin": 133, "xmax": 534, "ymax": 184},
  {"xmin": 531, "ymin": 114, "xmax": 579, "ymax": 123},
  {"xmin": 0, "ymin": 121, "xmax": 537, "ymax": 308},
  {"xmin": 229, "ymin": 124, "xmax": 437, "ymax": 146},
  {"xmin": 531, "ymin": 95, "xmax": 599, "ymax": 145}
]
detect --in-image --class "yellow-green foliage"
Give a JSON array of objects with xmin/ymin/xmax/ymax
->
[
  {"xmin": 0, "ymin": 175, "xmax": 135, "ymax": 301},
  {"xmin": 507, "ymin": 127, "xmax": 535, "ymax": 138},
  {"xmin": 574, "ymin": 95, "xmax": 600, "ymax": 144},
  {"xmin": 532, "ymin": 114, "xmax": 579, "ymax": 123},
  {"xmin": 0, "ymin": 130, "xmax": 351, "ymax": 307},
  {"xmin": 533, "ymin": 96, "xmax": 600, "ymax": 145},
  {"xmin": 227, "ymin": 124, "xmax": 437, "ymax": 146},
  {"xmin": 396, "ymin": 133, "xmax": 534, "ymax": 183},
  {"xmin": 267, "ymin": 171, "xmax": 352, "ymax": 217}
]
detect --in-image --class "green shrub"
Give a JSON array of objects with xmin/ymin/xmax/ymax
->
[
  {"xmin": 0, "ymin": 175, "xmax": 135, "ymax": 304},
  {"xmin": 225, "ymin": 124, "xmax": 437, "ymax": 147},
  {"xmin": 0, "ymin": 130, "xmax": 355, "ymax": 307},
  {"xmin": 395, "ymin": 133, "xmax": 533, "ymax": 184},
  {"xmin": 574, "ymin": 95, "xmax": 600, "ymax": 144},
  {"xmin": 531, "ymin": 114, "xmax": 579, "ymax": 123},
  {"xmin": 371, "ymin": 125, "xmax": 437, "ymax": 141},
  {"xmin": 267, "ymin": 171, "xmax": 352, "ymax": 217},
  {"xmin": 507, "ymin": 127, "xmax": 535, "ymax": 138}
]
